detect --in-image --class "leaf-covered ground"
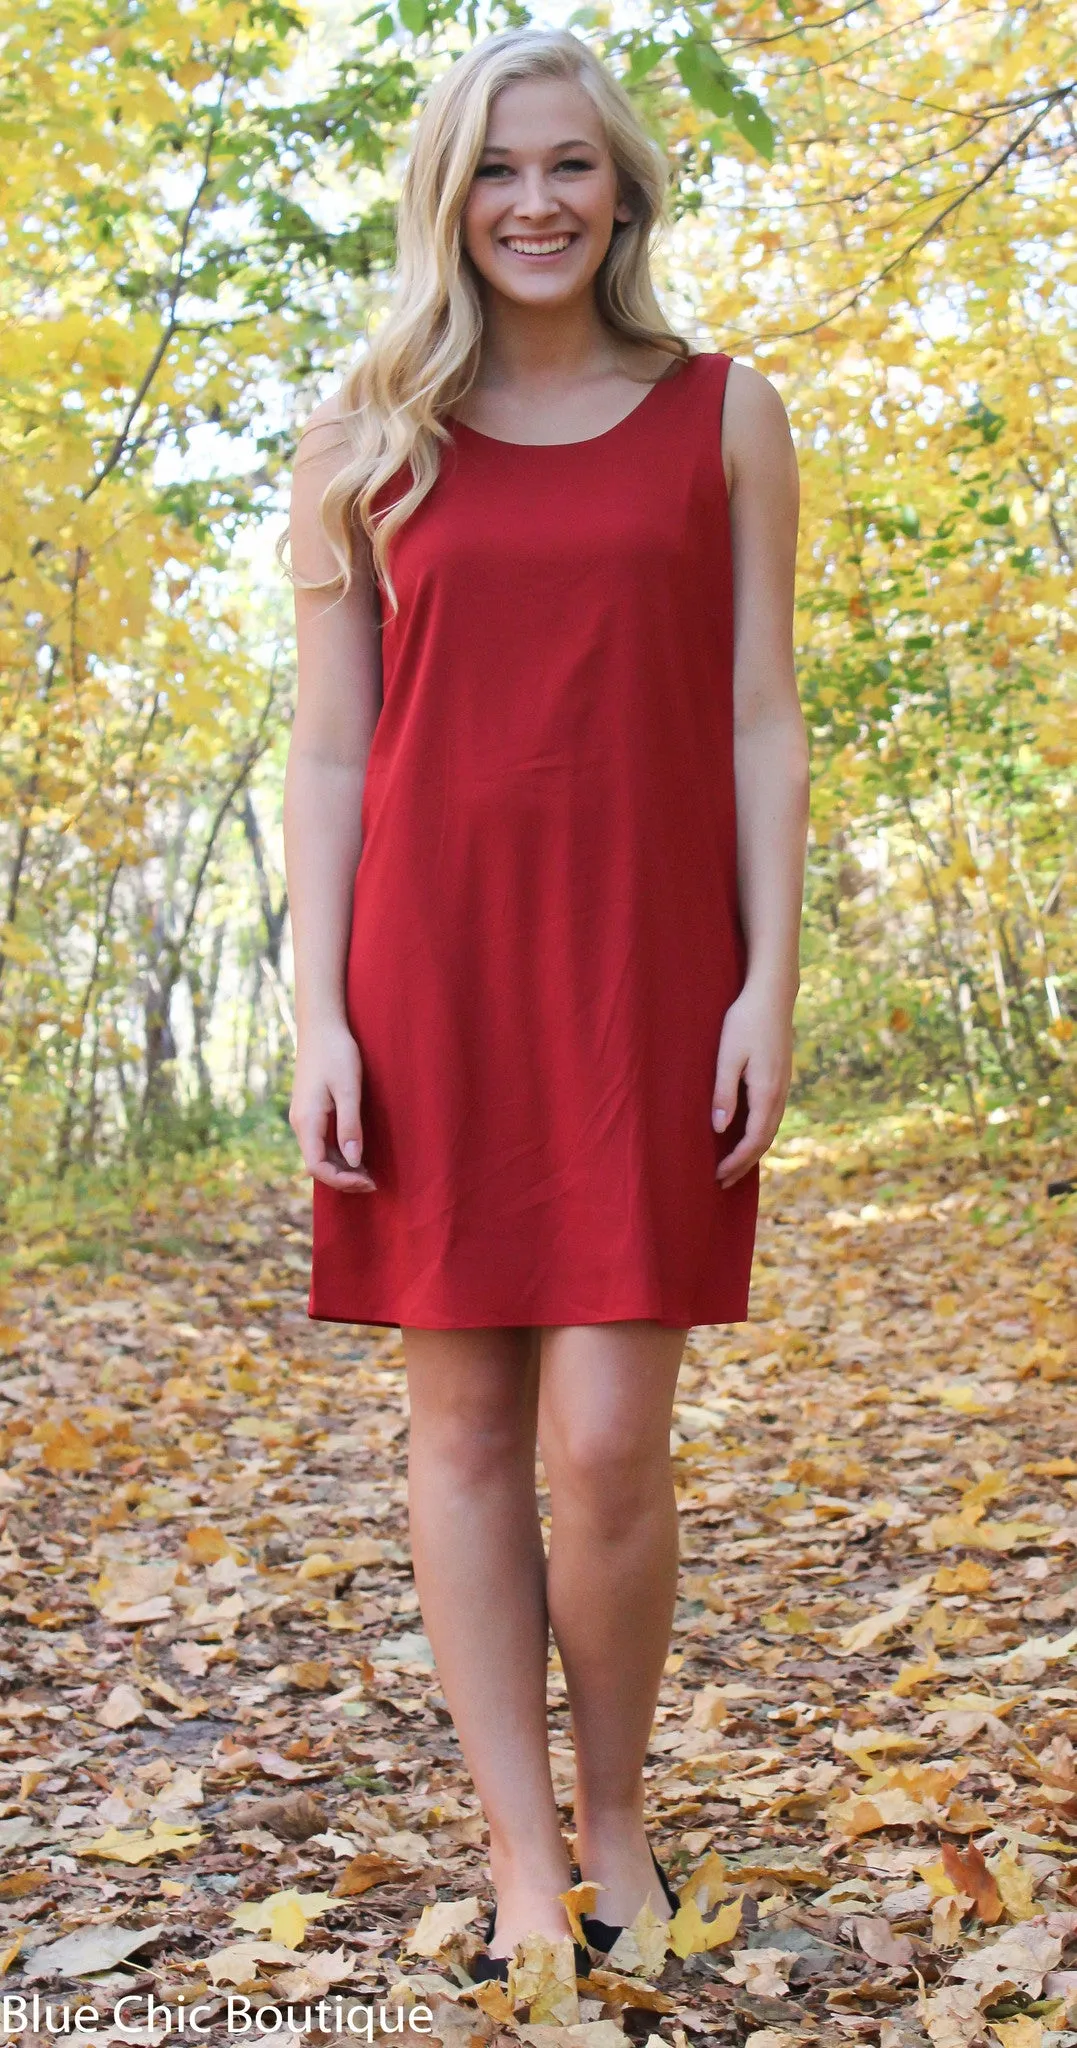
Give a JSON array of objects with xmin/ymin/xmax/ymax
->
[{"xmin": 1, "ymin": 1108, "xmax": 1075, "ymax": 2048}]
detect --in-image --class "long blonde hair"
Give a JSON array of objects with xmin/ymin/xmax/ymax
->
[{"xmin": 287, "ymin": 27, "xmax": 690, "ymax": 613}]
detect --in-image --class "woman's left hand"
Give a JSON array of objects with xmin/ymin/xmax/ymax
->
[{"xmin": 711, "ymin": 980, "xmax": 795, "ymax": 1188}]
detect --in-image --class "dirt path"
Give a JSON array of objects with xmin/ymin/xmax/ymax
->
[{"xmin": 0, "ymin": 1113, "xmax": 1074, "ymax": 2046}]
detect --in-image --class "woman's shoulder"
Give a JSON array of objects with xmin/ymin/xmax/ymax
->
[
  {"xmin": 297, "ymin": 385, "xmax": 349, "ymax": 444},
  {"xmin": 292, "ymin": 385, "xmax": 357, "ymax": 484},
  {"xmin": 721, "ymin": 359, "xmax": 798, "ymax": 499},
  {"xmin": 723, "ymin": 356, "xmax": 792, "ymax": 427}
]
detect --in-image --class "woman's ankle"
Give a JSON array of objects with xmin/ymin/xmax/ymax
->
[
  {"xmin": 488, "ymin": 1831, "xmax": 574, "ymax": 1894},
  {"xmin": 573, "ymin": 1792, "xmax": 647, "ymax": 1848}
]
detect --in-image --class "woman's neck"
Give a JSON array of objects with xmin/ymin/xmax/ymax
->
[{"xmin": 472, "ymin": 292, "xmax": 623, "ymax": 394}]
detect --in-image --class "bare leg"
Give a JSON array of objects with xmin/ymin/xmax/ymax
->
[
  {"xmin": 537, "ymin": 1321, "xmax": 687, "ymax": 1925},
  {"xmin": 401, "ymin": 1325, "xmax": 574, "ymax": 1955}
]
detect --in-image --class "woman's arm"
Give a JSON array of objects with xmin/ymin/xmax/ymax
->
[
  {"xmin": 711, "ymin": 361, "xmax": 810, "ymax": 1188},
  {"xmin": 284, "ymin": 392, "xmax": 384, "ymax": 1191}
]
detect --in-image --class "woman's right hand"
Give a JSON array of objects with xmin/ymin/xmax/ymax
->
[{"xmin": 289, "ymin": 1021, "xmax": 377, "ymax": 1192}]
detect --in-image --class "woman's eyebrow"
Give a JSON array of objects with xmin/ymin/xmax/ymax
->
[{"xmin": 479, "ymin": 138, "xmax": 598, "ymax": 154}]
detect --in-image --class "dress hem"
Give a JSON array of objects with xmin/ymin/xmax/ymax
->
[{"xmin": 306, "ymin": 1300, "xmax": 753, "ymax": 1331}]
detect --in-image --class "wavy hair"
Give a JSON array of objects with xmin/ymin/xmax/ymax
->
[{"xmin": 283, "ymin": 26, "xmax": 690, "ymax": 613}]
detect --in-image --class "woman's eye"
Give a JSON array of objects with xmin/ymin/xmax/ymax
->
[{"xmin": 474, "ymin": 158, "xmax": 595, "ymax": 178}]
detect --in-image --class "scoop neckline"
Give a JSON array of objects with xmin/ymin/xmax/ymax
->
[{"xmin": 448, "ymin": 352, "xmax": 696, "ymax": 450}]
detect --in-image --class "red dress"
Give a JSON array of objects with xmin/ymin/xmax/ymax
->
[{"xmin": 308, "ymin": 349, "xmax": 759, "ymax": 1330}]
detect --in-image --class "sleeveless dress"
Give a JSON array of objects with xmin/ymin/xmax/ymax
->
[{"xmin": 307, "ymin": 348, "xmax": 759, "ymax": 1330}]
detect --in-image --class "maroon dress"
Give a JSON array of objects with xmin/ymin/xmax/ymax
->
[{"xmin": 308, "ymin": 349, "xmax": 758, "ymax": 1329}]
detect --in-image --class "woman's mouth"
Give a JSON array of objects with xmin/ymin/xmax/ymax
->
[{"xmin": 500, "ymin": 234, "xmax": 577, "ymax": 259}]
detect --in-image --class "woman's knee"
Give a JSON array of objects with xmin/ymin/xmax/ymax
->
[
  {"xmin": 403, "ymin": 1327, "xmax": 537, "ymax": 1483},
  {"xmin": 541, "ymin": 1414, "xmax": 672, "ymax": 1533}
]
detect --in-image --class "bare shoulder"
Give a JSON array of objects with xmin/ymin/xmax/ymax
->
[
  {"xmin": 293, "ymin": 384, "xmax": 353, "ymax": 475},
  {"xmin": 722, "ymin": 359, "xmax": 798, "ymax": 499}
]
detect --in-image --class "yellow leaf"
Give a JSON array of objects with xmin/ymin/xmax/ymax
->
[
  {"xmin": 80, "ymin": 1820, "xmax": 203, "ymax": 1865},
  {"xmin": 990, "ymin": 2020, "xmax": 1043, "ymax": 2048},
  {"xmin": 185, "ymin": 1527, "xmax": 237, "ymax": 1564},
  {"xmin": 833, "ymin": 1727, "xmax": 926, "ymax": 1765},
  {"xmin": 0, "ymin": 1931, "xmax": 25, "ymax": 1975},
  {"xmin": 938, "ymin": 1386, "xmax": 990, "ymax": 1416},
  {"xmin": 959, "ymin": 1471, "xmax": 1009, "ymax": 1512},
  {"xmin": 933, "ymin": 1559, "xmax": 993, "ymax": 1594},
  {"xmin": 37, "ymin": 1420, "xmax": 96, "ymax": 1474},
  {"xmin": 510, "ymin": 1930, "xmax": 579, "ymax": 2025},
  {"xmin": 838, "ymin": 1572, "xmax": 933, "ymax": 1653},
  {"xmin": 669, "ymin": 1892, "xmax": 742, "ymax": 1958},
  {"xmin": 890, "ymin": 1649, "xmax": 943, "ymax": 1696},
  {"xmin": 403, "ymin": 1896, "xmax": 481, "ymax": 1956},
  {"xmin": 269, "ymin": 1894, "xmax": 308, "ymax": 1949},
  {"xmin": 469, "ymin": 1978, "xmax": 515, "ymax": 2022},
  {"xmin": 558, "ymin": 1878, "xmax": 601, "ymax": 1945},
  {"xmin": 991, "ymin": 1845, "xmax": 1037, "ymax": 1922},
  {"xmin": 827, "ymin": 1790, "xmax": 927, "ymax": 1837},
  {"xmin": 296, "ymin": 1553, "xmax": 343, "ymax": 1581},
  {"xmin": 231, "ymin": 1890, "xmax": 335, "ymax": 1949},
  {"xmin": 918, "ymin": 1859, "xmax": 960, "ymax": 1899},
  {"xmin": 679, "ymin": 1850, "xmax": 730, "ymax": 1914}
]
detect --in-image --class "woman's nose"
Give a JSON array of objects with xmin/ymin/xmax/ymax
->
[{"xmin": 512, "ymin": 172, "xmax": 559, "ymax": 218}]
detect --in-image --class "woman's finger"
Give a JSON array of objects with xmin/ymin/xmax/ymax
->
[
  {"xmin": 716, "ymin": 1087, "xmax": 782, "ymax": 1185},
  {"xmin": 311, "ymin": 1158, "xmax": 378, "ymax": 1192},
  {"xmin": 711, "ymin": 1040, "xmax": 749, "ymax": 1132}
]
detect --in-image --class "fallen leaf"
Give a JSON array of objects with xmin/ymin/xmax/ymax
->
[
  {"xmin": 0, "ymin": 1933, "xmax": 24, "ymax": 1974},
  {"xmin": 932, "ymin": 1894, "xmax": 970, "ymax": 1947},
  {"xmin": 933, "ymin": 1560, "xmax": 993, "ymax": 1594},
  {"xmin": 669, "ymin": 1891, "xmax": 743, "ymax": 1958},
  {"xmin": 892, "ymin": 1651, "xmax": 944, "ymax": 1695},
  {"xmin": 231, "ymin": 1888, "xmax": 335, "ymax": 1949},
  {"xmin": 989, "ymin": 2021, "xmax": 1043, "ymax": 2048},
  {"xmin": 405, "ymin": 1895, "xmax": 482, "ymax": 1956},
  {"xmin": 723, "ymin": 1947, "xmax": 792, "ymax": 1997},
  {"xmin": 602, "ymin": 1898, "xmax": 673, "ymax": 1980},
  {"xmin": 839, "ymin": 1572, "xmax": 934, "ymax": 1653},
  {"xmin": 275, "ymin": 1946, "xmax": 357, "ymax": 1998},
  {"xmin": 78, "ymin": 1820, "xmax": 202, "ymax": 1864},
  {"xmin": 688, "ymin": 1685, "xmax": 729, "ymax": 1730},
  {"xmin": 950, "ymin": 1919, "xmax": 1066, "ymax": 1996},
  {"xmin": 941, "ymin": 1841, "xmax": 1003, "ymax": 1924},
  {"xmin": 231, "ymin": 1792, "xmax": 325, "ymax": 1842},
  {"xmin": 918, "ymin": 1978, "xmax": 988, "ymax": 2047},
  {"xmin": 287, "ymin": 1659, "xmax": 333, "ymax": 1690},
  {"xmin": 95, "ymin": 1682, "xmax": 145, "ymax": 1728},
  {"xmin": 204, "ymin": 1939, "xmax": 305, "ymax": 1985},
  {"xmin": 468, "ymin": 1976, "xmax": 515, "ymax": 2022},
  {"xmin": 585, "ymin": 1967, "xmax": 676, "ymax": 2012},
  {"xmin": 991, "ymin": 1844, "xmax": 1038, "ymax": 1921},
  {"xmin": 511, "ymin": 1930, "xmax": 580, "ymax": 2025},
  {"xmin": 852, "ymin": 1915, "xmax": 914, "ymax": 1967},
  {"xmin": 334, "ymin": 1850, "xmax": 412, "ymax": 1896},
  {"xmin": 22, "ymin": 1923, "xmax": 166, "ymax": 1980},
  {"xmin": 558, "ymin": 1877, "xmax": 602, "ymax": 1944}
]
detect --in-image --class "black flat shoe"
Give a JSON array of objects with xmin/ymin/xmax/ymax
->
[
  {"xmin": 578, "ymin": 1841, "xmax": 680, "ymax": 1955},
  {"xmin": 469, "ymin": 1905, "xmax": 591, "ymax": 1984}
]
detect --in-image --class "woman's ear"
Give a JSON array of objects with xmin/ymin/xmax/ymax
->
[{"xmin": 613, "ymin": 192, "xmax": 635, "ymax": 225}]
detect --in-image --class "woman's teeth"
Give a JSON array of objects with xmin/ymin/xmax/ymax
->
[{"xmin": 502, "ymin": 236, "xmax": 574, "ymax": 254}]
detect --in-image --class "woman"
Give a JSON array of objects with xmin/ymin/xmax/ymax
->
[{"xmin": 283, "ymin": 26, "xmax": 808, "ymax": 1981}]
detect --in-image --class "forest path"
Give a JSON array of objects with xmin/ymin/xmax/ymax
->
[{"xmin": 0, "ymin": 1111, "xmax": 1074, "ymax": 2045}]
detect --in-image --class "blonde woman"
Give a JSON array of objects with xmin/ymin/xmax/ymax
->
[{"xmin": 283, "ymin": 26, "xmax": 808, "ymax": 1982}]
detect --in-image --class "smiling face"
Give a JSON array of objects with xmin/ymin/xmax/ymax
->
[{"xmin": 461, "ymin": 75, "xmax": 634, "ymax": 312}]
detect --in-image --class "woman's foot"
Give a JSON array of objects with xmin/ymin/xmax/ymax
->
[
  {"xmin": 575, "ymin": 1812, "xmax": 678, "ymax": 1931},
  {"xmin": 473, "ymin": 1857, "xmax": 592, "ymax": 1980},
  {"xmin": 484, "ymin": 1865, "xmax": 579, "ymax": 1959}
]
